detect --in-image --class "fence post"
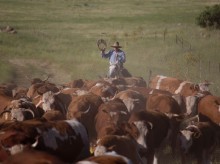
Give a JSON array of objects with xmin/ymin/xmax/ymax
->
[
  {"xmin": 147, "ymin": 69, "xmax": 152, "ymax": 88},
  {"xmin": 209, "ymin": 61, "xmax": 211, "ymax": 73},
  {"xmin": 181, "ymin": 37, "xmax": 183, "ymax": 48},
  {"xmin": 199, "ymin": 55, "xmax": 202, "ymax": 81},
  {"xmin": 163, "ymin": 28, "xmax": 167, "ymax": 41},
  {"xmin": 219, "ymin": 63, "xmax": 220, "ymax": 73}
]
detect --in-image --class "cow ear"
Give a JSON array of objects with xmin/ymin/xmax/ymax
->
[
  {"xmin": 108, "ymin": 145, "xmax": 116, "ymax": 151},
  {"xmin": 102, "ymin": 109, "xmax": 108, "ymax": 114},
  {"xmin": 180, "ymin": 130, "xmax": 184, "ymax": 135},
  {"xmin": 125, "ymin": 122, "xmax": 139, "ymax": 138},
  {"xmin": 190, "ymin": 84, "xmax": 199, "ymax": 91},
  {"xmin": 194, "ymin": 84, "xmax": 200, "ymax": 91}
]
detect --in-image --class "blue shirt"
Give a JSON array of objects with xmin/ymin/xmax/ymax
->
[{"xmin": 101, "ymin": 49, "xmax": 126, "ymax": 65}]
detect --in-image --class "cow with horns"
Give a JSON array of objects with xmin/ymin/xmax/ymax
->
[
  {"xmin": 0, "ymin": 118, "xmax": 90, "ymax": 163},
  {"xmin": 178, "ymin": 122, "xmax": 218, "ymax": 164}
]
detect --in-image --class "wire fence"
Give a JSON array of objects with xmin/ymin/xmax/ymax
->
[{"xmin": 149, "ymin": 32, "xmax": 220, "ymax": 95}]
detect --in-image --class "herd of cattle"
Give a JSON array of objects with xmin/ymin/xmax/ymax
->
[{"xmin": 0, "ymin": 74, "xmax": 220, "ymax": 164}]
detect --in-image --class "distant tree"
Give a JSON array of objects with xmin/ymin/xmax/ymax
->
[{"xmin": 196, "ymin": 4, "xmax": 220, "ymax": 29}]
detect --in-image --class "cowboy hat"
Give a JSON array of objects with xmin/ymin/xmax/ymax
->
[{"xmin": 111, "ymin": 41, "xmax": 122, "ymax": 48}]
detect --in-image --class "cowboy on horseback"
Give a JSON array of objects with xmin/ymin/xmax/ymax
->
[{"xmin": 100, "ymin": 41, "xmax": 126, "ymax": 78}]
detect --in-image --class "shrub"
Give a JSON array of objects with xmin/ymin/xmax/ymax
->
[{"xmin": 196, "ymin": 4, "xmax": 220, "ymax": 29}]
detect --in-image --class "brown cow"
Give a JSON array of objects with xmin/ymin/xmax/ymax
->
[
  {"xmin": 146, "ymin": 93, "xmax": 183, "ymax": 114},
  {"xmin": 11, "ymin": 86, "xmax": 28, "ymax": 99},
  {"xmin": 0, "ymin": 118, "xmax": 90, "ymax": 163},
  {"xmin": 116, "ymin": 86, "xmax": 151, "ymax": 97},
  {"xmin": 0, "ymin": 83, "xmax": 17, "ymax": 97},
  {"xmin": 63, "ymin": 78, "xmax": 86, "ymax": 88},
  {"xmin": 149, "ymin": 75, "xmax": 211, "ymax": 97},
  {"xmin": 0, "ymin": 89, "xmax": 13, "ymax": 116},
  {"xmin": 36, "ymin": 91, "xmax": 72, "ymax": 116},
  {"xmin": 89, "ymin": 82, "xmax": 118, "ymax": 99},
  {"xmin": 95, "ymin": 98, "xmax": 130, "ymax": 139},
  {"xmin": 178, "ymin": 122, "xmax": 218, "ymax": 164},
  {"xmin": 104, "ymin": 77, "xmax": 147, "ymax": 88},
  {"xmin": 114, "ymin": 89, "xmax": 146, "ymax": 113},
  {"xmin": 0, "ymin": 119, "xmax": 46, "ymax": 162},
  {"xmin": 197, "ymin": 94, "xmax": 220, "ymax": 126},
  {"xmin": 67, "ymin": 93, "xmax": 103, "ymax": 143},
  {"xmin": 26, "ymin": 80, "xmax": 59, "ymax": 99},
  {"xmin": 42, "ymin": 110, "xmax": 66, "ymax": 121},
  {"xmin": 0, "ymin": 98, "xmax": 43, "ymax": 121},
  {"xmin": 94, "ymin": 135, "xmax": 143, "ymax": 164},
  {"xmin": 118, "ymin": 86, "xmax": 188, "ymax": 113},
  {"xmin": 2, "ymin": 150, "xmax": 65, "ymax": 164},
  {"xmin": 60, "ymin": 87, "xmax": 89, "ymax": 98},
  {"xmin": 128, "ymin": 110, "xmax": 170, "ymax": 164}
]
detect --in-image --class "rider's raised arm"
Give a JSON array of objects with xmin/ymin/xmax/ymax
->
[{"xmin": 101, "ymin": 49, "xmax": 112, "ymax": 59}]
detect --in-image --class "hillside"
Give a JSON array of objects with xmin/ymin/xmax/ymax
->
[{"xmin": 0, "ymin": 0, "xmax": 220, "ymax": 94}]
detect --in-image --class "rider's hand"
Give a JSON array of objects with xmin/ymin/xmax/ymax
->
[{"xmin": 101, "ymin": 48, "xmax": 106, "ymax": 53}]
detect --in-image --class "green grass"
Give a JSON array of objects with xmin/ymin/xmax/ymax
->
[{"xmin": 0, "ymin": 0, "xmax": 220, "ymax": 95}]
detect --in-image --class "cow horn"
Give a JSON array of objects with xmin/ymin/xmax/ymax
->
[
  {"xmin": 120, "ymin": 111, "xmax": 128, "ymax": 115},
  {"xmin": 194, "ymin": 84, "xmax": 199, "ymax": 90},
  {"xmin": 164, "ymin": 113, "xmax": 179, "ymax": 119},
  {"xmin": 110, "ymin": 90, "xmax": 119, "ymax": 100},
  {"xmin": 36, "ymin": 99, "xmax": 43, "ymax": 108},
  {"xmin": 31, "ymin": 136, "xmax": 39, "ymax": 148},
  {"xmin": 185, "ymin": 124, "xmax": 199, "ymax": 131},
  {"xmin": 81, "ymin": 105, "xmax": 91, "ymax": 114},
  {"xmin": 185, "ymin": 124, "xmax": 201, "ymax": 138},
  {"xmin": 54, "ymin": 90, "xmax": 62, "ymax": 96},
  {"xmin": 33, "ymin": 95, "xmax": 41, "ymax": 100},
  {"xmin": 0, "ymin": 110, "xmax": 11, "ymax": 117},
  {"xmin": 43, "ymin": 75, "xmax": 50, "ymax": 82},
  {"xmin": 25, "ymin": 75, "xmax": 32, "ymax": 82},
  {"xmin": 0, "ymin": 140, "xmax": 9, "ymax": 151},
  {"xmin": 23, "ymin": 109, "xmax": 35, "ymax": 118}
]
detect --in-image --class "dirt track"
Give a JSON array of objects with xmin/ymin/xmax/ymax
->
[{"xmin": 8, "ymin": 59, "xmax": 71, "ymax": 86}]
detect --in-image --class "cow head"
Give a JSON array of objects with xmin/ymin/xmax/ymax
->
[
  {"xmin": 179, "ymin": 125, "xmax": 201, "ymax": 154},
  {"xmin": 185, "ymin": 96, "xmax": 198, "ymax": 116},
  {"xmin": 131, "ymin": 121, "xmax": 153, "ymax": 149},
  {"xmin": 0, "ymin": 128, "xmax": 38, "ymax": 158},
  {"xmin": 89, "ymin": 82, "xmax": 118, "ymax": 98},
  {"xmin": 26, "ymin": 79, "xmax": 59, "ymax": 99},
  {"xmin": 37, "ymin": 91, "xmax": 65, "ymax": 113},
  {"xmin": 10, "ymin": 108, "xmax": 35, "ymax": 121},
  {"xmin": 25, "ymin": 75, "xmax": 51, "ymax": 85},
  {"xmin": 102, "ymin": 107, "xmax": 129, "ymax": 126},
  {"xmin": 9, "ymin": 98, "xmax": 35, "ymax": 110},
  {"xmin": 40, "ymin": 91, "xmax": 56, "ymax": 112},
  {"xmin": 1, "ymin": 98, "xmax": 36, "ymax": 121},
  {"xmin": 198, "ymin": 80, "xmax": 212, "ymax": 92}
]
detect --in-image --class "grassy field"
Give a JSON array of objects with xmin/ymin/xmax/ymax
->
[{"xmin": 0, "ymin": 0, "xmax": 220, "ymax": 95}]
